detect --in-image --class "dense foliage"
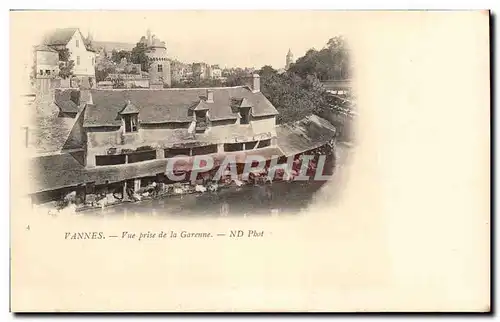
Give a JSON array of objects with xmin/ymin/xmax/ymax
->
[
  {"xmin": 130, "ymin": 43, "xmax": 151, "ymax": 72},
  {"xmin": 257, "ymin": 37, "xmax": 352, "ymax": 124},
  {"xmin": 58, "ymin": 48, "xmax": 71, "ymax": 62},
  {"xmin": 288, "ymin": 36, "xmax": 350, "ymax": 81},
  {"xmin": 259, "ymin": 70, "xmax": 329, "ymax": 124},
  {"xmin": 58, "ymin": 60, "xmax": 75, "ymax": 80},
  {"xmin": 95, "ymin": 66, "xmax": 114, "ymax": 82},
  {"xmin": 111, "ymin": 50, "xmax": 131, "ymax": 64},
  {"xmin": 224, "ymin": 69, "xmax": 251, "ymax": 87},
  {"xmin": 56, "ymin": 48, "xmax": 74, "ymax": 79}
]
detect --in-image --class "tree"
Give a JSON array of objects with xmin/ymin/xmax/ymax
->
[
  {"xmin": 224, "ymin": 68, "xmax": 248, "ymax": 87},
  {"xmin": 111, "ymin": 50, "xmax": 131, "ymax": 64},
  {"xmin": 58, "ymin": 48, "xmax": 71, "ymax": 62},
  {"xmin": 258, "ymin": 65, "xmax": 277, "ymax": 77},
  {"xmin": 56, "ymin": 47, "xmax": 74, "ymax": 79},
  {"xmin": 58, "ymin": 60, "xmax": 75, "ymax": 79},
  {"xmin": 95, "ymin": 66, "xmax": 115, "ymax": 82},
  {"xmin": 130, "ymin": 42, "xmax": 151, "ymax": 72},
  {"xmin": 260, "ymin": 70, "xmax": 329, "ymax": 124},
  {"xmin": 112, "ymin": 75, "xmax": 126, "ymax": 89},
  {"xmin": 326, "ymin": 36, "xmax": 350, "ymax": 79},
  {"xmin": 288, "ymin": 36, "xmax": 351, "ymax": 80}
]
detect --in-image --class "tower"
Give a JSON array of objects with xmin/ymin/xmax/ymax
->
[
  {"xmin": 144, "ymin": 29, "xmax": 171, "ymax": 88},
  {"xmin": 285, "ymin": 49, "xmax": 294, "ymax": 70}
]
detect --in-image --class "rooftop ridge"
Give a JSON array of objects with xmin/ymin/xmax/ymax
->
[{"xmin": 90, "ymin": 86, "xmax": 247, "ymax": 91}]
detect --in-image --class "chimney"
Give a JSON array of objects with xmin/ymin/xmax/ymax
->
[
  {"xmin": 23, "ymin": 126, "xmax": 29, "ymax": 148},
  {"xmin": 252, "ymin": 74, "xmax": 260, "ymax": 93},
  {"xmin": 206, "ymin": 89, "xmax": 214, "ymax": 103}
]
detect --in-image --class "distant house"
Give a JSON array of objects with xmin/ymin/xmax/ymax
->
[
  {"xmin": 41, "ymin": 27, "xmax": 97, "ymax": 87},
  {"xmin": 320, "ymin": 80, "xmax": 352, "ymax": 96},
  {"xmin": 92, "ymin": 41, "xmax": 136, "ymax": 58},
  {"xmin": 192, "ymin": 63, "xmax": 211, "ymax": 80},
  {"xmin": 34, "ymin": 45, "xmax": 59, "ymax": 78},
  {"xmin": 211, "ymin": 65, "xmax": 223, "ymax": 79}
]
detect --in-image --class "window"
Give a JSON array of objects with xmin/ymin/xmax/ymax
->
[
  {"xmin": 165, "ymin": 148, "xmax": 191, "ymax": 158},
  {"xmin": 76, "ymin": 39, "xmax": 79, "ymax": 48},
  {"xmin": 123, "ymin": 114, "xmax": 138, "ymax": 133},
  {"xmin": 45, "ymin": 70, "xmax": 50, "ymax": 75},
  {"xmin": 257, "ymin": 139, "xmax": 271, "ymax": 149},
  {"xmin": 245, "ymin": 141, "xmax": 258, "ymax": 150},
  {"xmin": 96, "ymin": 155, "xmax": 126, "ymax": 166},
  {"xmin": 240, "ymin": 109, "xmax": 250, "ymax": 124},
  {"xmin": 39, "ymin": 69, "xmax": 43, "ymax": 75},
  {"xmin": 127, "ymin": 150, "xmax": 156, "ymax": 163},
  {"xmin": 224, "ymin": 143, "xmax": 243, "ymax": 152},
  {"xmin": 77, "ymin": 56, "xmax": 80, "ymax": 65},
  {"xmin": 192, "ymin": 145, "xmax": 217, "ymax": 156},
  {"xmin": 158, "ymin": 64, "xmax": 163, "ymax": 72}
]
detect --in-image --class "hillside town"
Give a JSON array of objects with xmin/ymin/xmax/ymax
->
[{"xmin": 26, "ymin": 27, "xmax": 355, "ymax": 216}]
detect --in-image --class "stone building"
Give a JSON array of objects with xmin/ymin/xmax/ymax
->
[
  {"xmin": 192, "ymin": 62, "xmax": 209, "ymax": 80},
  {"xmin": 138, "ymin": 29, "xmax": 171, "ymax": 88}
]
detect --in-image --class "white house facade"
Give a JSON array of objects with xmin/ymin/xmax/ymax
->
[{"xmin": 42, "ymin": 28, "xmax": 97, "ymax": 87}]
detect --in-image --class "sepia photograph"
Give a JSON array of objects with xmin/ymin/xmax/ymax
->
[
  {"xmin": 9, "ymin": 10, "xmax": 490, "ymax": 312},
  {"xmin": 24, "ymin": 23, "xmax": 354, "ymax": 217}
]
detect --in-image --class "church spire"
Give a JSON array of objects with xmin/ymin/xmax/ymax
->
[
  {"xmin": 147, "ymin": 28, "xmax": 152, "ymax": 46},
  {"xmin": 285, "ymin": 49, "xmax": 294, "ymax": 70}
]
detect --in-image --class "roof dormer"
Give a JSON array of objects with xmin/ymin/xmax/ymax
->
[
  {"xmin": 230, "ymin": 97, "xmax": 253, "ymax": 124},
  {"xmin": 191, "ymin": 99, "xmax": 209, "ymax": 112},
  {"xmin": 119, "ymin": 100, "xmax": 140, "ymax": 115},
  {"xmin": 120, "ymin": 100, "xmax": 139, "ymax": 133}
]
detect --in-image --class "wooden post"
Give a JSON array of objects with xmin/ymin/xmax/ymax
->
[{"xmin": 122, "ymin": 180, "xmax": 128, "ymax": 201}]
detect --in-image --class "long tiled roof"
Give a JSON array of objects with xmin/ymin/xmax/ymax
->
[
  {"xmin": 29, "ymin": 92, "xmax": 85, "ymax": 153},
  {"xmin": 34, "ymin": 44, "xmax": 58, "ymax": 53},
  {"xmin": 92, "ymin": 41, "xmax": 136, "ymax": 53},
  {"xmin": 120, "ymin": 101, "xmax": 140, "ymax": 115},
  {"xmin": 43, "ymin": 28, "xmax": 96, "ymax": 52},
  {"xmin": 54, "ymin": 89, "xmax": 79, "ymax": 113},
  {"xmin": 84, "ymin": 87, "xmax": 279, "ymax": 127},
  {"xmin": 320, "ymin": 80, "xmax": 352, "ymax": 91},
  {"xmin": 28, "ymin": 146, "xmax": 284, "ymax": 193},
  {"xmin": 43, "ymin": 28, "xmax": 79, "ymax": 46},
  {"xmin": 276, "ymin": 114, "xmax": 336, "ymax": 156},
  {"xmin": 28, "ymin": 115, "xmax": 337, "ymax": 194}
]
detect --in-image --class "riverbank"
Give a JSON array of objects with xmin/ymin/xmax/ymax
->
[{"xmin": 35, "ymin": 142, "xmax": 352, "ymax": 217}]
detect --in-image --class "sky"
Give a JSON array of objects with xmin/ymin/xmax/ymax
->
[{"xmin": 11, "ymin": 11, "xmax": 356, "ymax": 69}]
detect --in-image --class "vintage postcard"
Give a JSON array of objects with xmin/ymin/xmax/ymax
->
[{"xmin": 10, "ymin": 10, "xmax": 490, "ymax": 312}]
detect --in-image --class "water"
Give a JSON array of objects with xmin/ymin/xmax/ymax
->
[
  {"xmin": 94, "ymin": 180, "xmax": 328, "ymax": 217},
  {"xmin": 82, "ymin": 144, "xmax": 351, "ymax": 218}
]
